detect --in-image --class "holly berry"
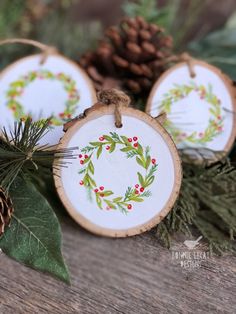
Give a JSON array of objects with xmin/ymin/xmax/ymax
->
[
  {"xmin": 99, "ymin": 136, "xmax": 104, "ymax": 141},
  {"xmin": 80, "ymin": 160, "xmax": 84, "ymax": 164},
  {"xmin": 133, "ymin": 136, "xmax": 138, "ymax": 141},
  {"xmin": 100, "ymin": 193, "xmax": 105, "ymax": 197},
  {"xmin": 127, "ymin": 204, "xmax": 132, "ymax": 210},
  {"xmin": 106, "ymin": 145, "xmax": 110, "ymax": 150},
  {"xmin": 133, "ymin": 143, "xmax": 138, "ymax": 148},
  {"xmin": 217, "ymin": 115, "xmax": 222, "ymax": 120},
  {"xmin": 135, "ymin": 189, "xmax": 139, "ymax": 195},
  {"xmin": 151, "ymin": 158, "xmax": 156, "ymax": 165},
  {"xmin": 106, "ymin": 206, "xmax": 111, "ymax": 210},
  {"xmin": 84, "ymin": 155, "xmax": 88, "ymax": 159},
  {"xmin": 128, "ymin": 138, "xmax": 132, "ymax": 142},
  {"xmin": 94, "ymin": 189, "xmax": 99, "ymax": 193},
  {"xmin": 218, "ymin": 126, "xmax": 223, "ymax": 131},
  {"xmin": 135, "ymin": 184, "xmax": 139, "ymax": 188},
  {"xmin": 78, "ymin": 154, "xmax": 82, "ymax": 158},
  {"xmin": 140, "ymin": 187, "xmax": 145, "ymax": 192},
  {"xmin": 59, "ymin": 113, "xmax": 64, "ymax": 118},
  {"xmin": 99, "ymin": 186, "xmax": 104, "ymax": 191},
  {"xmin": 79, "ymin": 180, "xmax": 84, "ymax": 185}
]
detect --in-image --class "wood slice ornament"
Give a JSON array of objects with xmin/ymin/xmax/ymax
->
[
  {"xmin": 146, "ymin": 58, "xmax": 236, "ymax": 162},
  {"xmin": 54, "ymin": 90, "xmax": 182, "ymax": 237},
  {"xmin": 0, "ymin": 39, "xmax": 96, "ymax": 145}
]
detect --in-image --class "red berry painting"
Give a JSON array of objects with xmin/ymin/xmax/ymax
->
[
  {"xmin": 147, "ymin": 60, "xmax": 236, "ymax": 162},
  {"xmin": 78, "ymin": 132, "xmax": 158, "ymax": 214}
]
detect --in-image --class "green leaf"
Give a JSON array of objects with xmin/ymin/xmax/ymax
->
[
  {"xmin": 145, "ymin": 155, "xmax": 151, "ymax": 170},
  {"xmin": 120, "ymin": 146, "xmax": 134, "ymax": 152},
  {"xmin": 109, "ymin": 142, "xmax": 116, "ymax": 153},
  {"xmin": 104, "ymin": 199, "xmax": 116, "ymax": 209},
  {"xmin": 90, "ymin": 141, "xmax": 102, "ymax": 147},
  {"xmin": 88, "ymin": 161, "xmax": 94, "ymax": 174},
  {"xmin": 113, "ymin": 197, "xmax": 123, "ymax": 202},
  {"xmin": 0, "ymin": 178, "xmax": 70, "ymax": 283},
  {"xmin": 137, "ymin": 143, "xmax": 144, "ymax": 155},
  {"xmin": 96, "ymin": 194, "xmax": 103, "ymax": 209},
  {"xmin": 103, "ymin": 190, "xmax": 114, "ymax": 197},
  {"xmin": 97, "ymin": 145, "xmax": 102, "ymax": 159},
  {"xmin": 121, "ymin": 135, "xmax": 129, "ymax": 144},
  {"xmin": 130, "ymin": 197, "xmax": 144, "ymax": 202},
  {"xmin": 146, "ymin": 175, "xmax": 155, "ymax": 187},
  {"xmin": 88, "ymin": 175, "xmax": 96, "ymax": 188},
  {"xmin": 83, "ymin": 156, "xmax": 91, "ymax": 164},
  {"xmin": 103, "ymin": 135, "xmax": 113, "ymax": 142},
  {"xmin": 138, "ymin": 172, "xmax": 145, "ymax": 187},
  {"xmin": 136, "ymin": 156, "xmax": 146, "ymax": 169}
]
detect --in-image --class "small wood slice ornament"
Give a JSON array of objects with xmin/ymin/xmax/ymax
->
[
  {"xmin": 0, "ymin": 50, "xmax": 96, "ymax": 145},
  {"xmin": 54, "ymin": 90, "xmax": 182, "ymax": 237},
  {"xmin": 146, "ymin": 59, "xmax": 236, "ymax": 161}
]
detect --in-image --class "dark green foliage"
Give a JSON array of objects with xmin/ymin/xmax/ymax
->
[
  {"xmin": 157, "ymin": 157, "xmax": 236, "ymax": 254},
  {"xmin": 0, "ymin": 118, "xmax": 76, "ymax": 282},
  {"xmin": 0, "ymin": 0, "xmax": 102, "ymax": 68},
  {"xmin": 123, "ymin": 0, "xmax": 172, "ymax": 27},
  {"xmin": 189, "ymin": 13, "xmax": 236, "ymax": 81},
  {"xmin": 0, "ymin": 118, "xmax": 75, "ymax": 191},
  {"xmin": 0, "ymin": 177, "xmax": 70, "ymax": 283},
  {"xmin": 123, "ymin": 0, "xmax": 205, "ymax": 48}
]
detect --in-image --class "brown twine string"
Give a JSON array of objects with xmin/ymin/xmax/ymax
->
[
  {"xmin": 156, "ymin": 52, "xmax": 196, "ymax": 78},
  {"xmin": 0, "ymin": 38, "xmax": 58, "ymax": 64},
  {"xmin": 97, "ymin": 89, "xmax": 130, "ymax": 128},
  {"xmin": 63, "ymin": 89, "xmax": 131, "ymax": 131},
  {"xmin": 179, "ymin": 52, "xmax": 196, "ymax": 78}
]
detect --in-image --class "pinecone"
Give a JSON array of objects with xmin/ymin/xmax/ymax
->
[
  {"xmin": 0, "ymin": 187, "xmax": 14, "ymax": 236},
  {"xmin": 80, "ymin": 16, "xmax": 173, "ymax": 100}
]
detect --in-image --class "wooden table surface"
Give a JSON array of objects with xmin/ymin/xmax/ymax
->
[{"xmin": 0, "ymin": 217, "xmax": 235, "ymax": 314}]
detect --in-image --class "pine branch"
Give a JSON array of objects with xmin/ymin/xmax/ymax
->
[
  {"xmin": 156, "ymin": 154, "xmax": 236, "ymax": 254},
  {"xmin": 0, "ymin": 118, "xmax": 76, "ymax": 191}
]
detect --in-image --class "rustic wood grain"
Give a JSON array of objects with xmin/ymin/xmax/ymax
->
[
  {"xmin": 0, "ymin": 216, "xmax": 235, "ymax": 314},
  {"xmin": 55, "ymin": 104, "xmax": 182, "ymax": 238}
]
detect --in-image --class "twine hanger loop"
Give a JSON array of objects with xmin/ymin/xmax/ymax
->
[{"xmin": 0, "ymin": 38, "xmax": 58, "ymax": 64}]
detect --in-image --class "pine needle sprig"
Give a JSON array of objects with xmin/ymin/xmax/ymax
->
[
  {"xmin": 157, "ymin": 153, "xmax": 236, "ymax": 254},
  {"xmin": 0, "ymin": 118, "xmax": 76, "ymax": 190}
]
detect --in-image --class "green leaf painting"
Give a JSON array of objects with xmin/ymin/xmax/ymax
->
[{"xmin": 78, "ymin": 132, "xmax": 158, "ymax": 213}]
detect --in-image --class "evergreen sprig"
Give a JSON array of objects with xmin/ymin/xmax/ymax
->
[
  {"xmin": 0, "ymin": 118, "xmax": 76, "ymax": 190},
  {"xmin": 157, "ymin": 156, "xmax": 236, "ymax": 254}
]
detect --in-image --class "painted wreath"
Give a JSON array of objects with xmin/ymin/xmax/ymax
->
[
  {"xmin": 6, "ymin": 70, "xmax": 80, "ymax": 126},
  {"xmin": 158, "ymin": 81, "xmax": 224, "ymax": 144},
  {"xmin": 78, "ymin": 132, "xmax": 158, "ymax": 214}
]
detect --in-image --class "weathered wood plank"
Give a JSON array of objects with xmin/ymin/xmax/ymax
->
[{"xmin": 0, "ymin": 217, "xmax": 235, "ymax": 314}]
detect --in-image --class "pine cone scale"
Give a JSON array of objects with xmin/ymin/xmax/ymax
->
[
  {"xmin": 80, "ymin": 16, "xmax": 173, "ymax": 100},
  {"xmin": 0, "ymin": 187, "xmax": 14, "ymax": 237}
]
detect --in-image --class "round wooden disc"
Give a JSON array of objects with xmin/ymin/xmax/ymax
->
[
  {"xmin": 54, "ymin": 105, "xmax": 182, "ymax": 237},
  {"xmin": 146, "ymin": 60, "xmax": 236, "ymax": 161},
  {"xmin": 0, "ymin": 53, "xmax": 96, "ymax": 145}
]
